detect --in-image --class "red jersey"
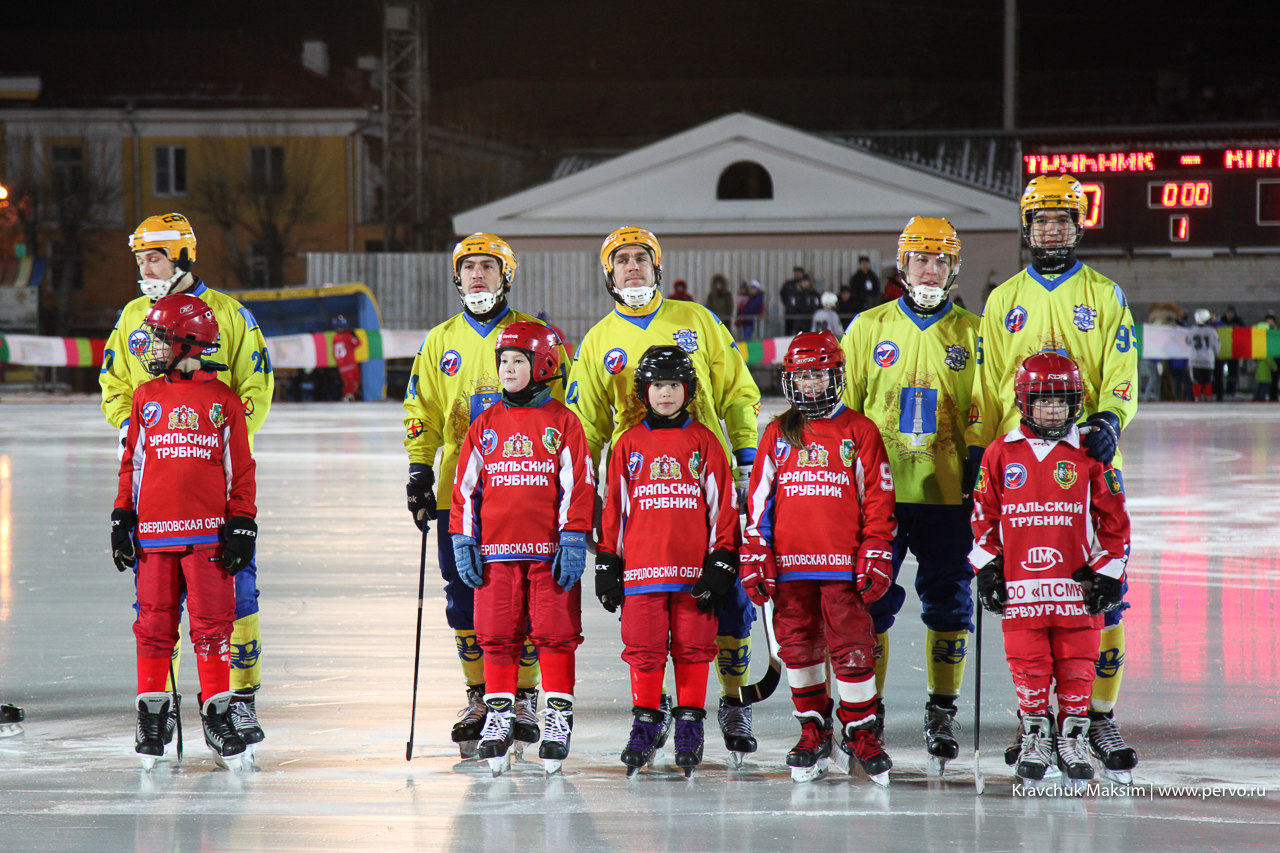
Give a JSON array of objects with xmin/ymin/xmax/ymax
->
[
  {"xmin": 970, "ymin": 425, "xmax": 1131, "ymax": 629},
  {"xmin": 451, "ymin": 397, "xmax": 594, "ymax": 561},
  {"xmin": 745, "ymin": 405, "xmax": 897, "ymax": 583},
  {"xmin": 116, "ymin": 371, "xmax": 257, "ymax": 552},
  {"xmin": 601, "ymin": 418, "xmax": 739, "ymax": 595}
]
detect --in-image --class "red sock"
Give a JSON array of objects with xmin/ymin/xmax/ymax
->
[
  {"xmin": 137, "ymin": 656, "xmax": 171, "ymax": 695},
  {"xmin": 630, "ymin": 667, "xmax": 665, "ymax": 709},
  {"xmin": 484, "ymin": 659, "xmax": 519, "ymax": 697},
  {"xmin": 1011, "ymin": 673, "xmax": 1052, "ymax": 716},
  {"xmin": 538, "ymin": 651, "xmax": 575, "ymax": 697},
  {"xmin": 195, "ymin": 650, "xmax": 230, "ymax": 698},
  {"xmin": 790, "ymin": 683, "xmax": 831, "ymax": 718},
  {"xmin": 673, "ymin": 661, "xmax": 709, "ymax": 709}
]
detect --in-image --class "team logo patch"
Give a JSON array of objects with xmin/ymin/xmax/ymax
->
[
  {"xmin": 1021, "ymin": 547, "xmax": 1063, "ymax": 573},
  {"xmin": 604, "ymin": 348, "xmax": 628, "ymax": 375},
  {"xmin": 944, "ymin": 344, "xmax": 970, "ymax": 372},
  {"xmin": 874, "ymin": 341, "xmax": 900, "ymax": 368},
  {"xmin": 650, "ymin": 455, "xmax": 682, "ymax": 479},
  {"xmin": 931, "ymin": 636, "xmax": 967, "ymax": 665},
  {"xmin": 201, "ymin": 340, "xmax": 220, "ymax": 356},
  {"xmin": 1004, "ymin": 463, "xmax": 1027, "ymax": 489},
  {"xmin": 168, "ymin": 405, "xmax": 199, "ymax": 430},
  {"xmin": 628, "ymin": 451, "xmax": 644, "ymax": 478},
  {"xmin": 439, "ymin": 350, "xmax": 462, "ymax": 376},
  {"xmin": 141, "ymin": 401, "xmax": 163, "ymax": 429},
  {"xmin": 542, "ymin": 427, "xmax": 562, "ymax": 454},
  {"xmin": 968, "ymin": 402, "xmax": 980, "ymax": 426},
  {"xmin": 774, "ymin": 437, "xmax": 791, "ymax": 463},
  {"xmin": 1073, "ymin": 304, "xmax": 1097, "ymax": 332},
  {"xmin": 973, "ymin": 466, "xmax": 987, "ymax": 492},
  {"xmin": 673, "ymin": 329, "xmax": 699, "ymax": 353},
  {"xmin": 128, "ymin": 329, "xmax": 151, "ymax": 357},
  {"xmin": 208, "ymin": 403, "xmax": 226, "ymax": 429},
  {"xmin": 1005, "ymin": 305, "xmax": 1028, "ymax": 333},
  {"xmin": 243, "ymin": 399, "xmax": 255, "ymax": 419},
  {"xmin": 1112, "ymin": 380, "xmax": 1133, "ymax": 402},
  {"xmin": 503, "ymin": 432, "xmax": 533, "ymax": 458},
  {"xmin": 797, "ymin": 442, "xmax": 829, "ymax": 468},
  {"xmin": 840, "ymin": 439, "xmax": 854, "ymax": 467},
  {"xmin": 688, "ymin": 451, "xmax": 702, "ymax": 480},
  {"xmin": 1104, "ymin": 468, "xmax": 1124, "ymax": 495},
  {"xmin": 406, "ymin": 418, "xmax": 426, "ymax": 439},
  {"xmin": 1096, "ymin": 648, "xmax": 1124, "ymax": 679},
  {"xmin": 481, "ymin": 428, "xmax": 499, "ymax": 456},
  {"xmin": 1054, "ymin": 460, "xmax": 1078, "ymax": 489}
]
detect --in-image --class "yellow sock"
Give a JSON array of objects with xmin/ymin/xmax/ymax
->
[
  {"xmin": 715, "ymin": 635, "xmax": 751, "ymax": 694},
  {"xmin": 454, "ymin": 629, "xmax": 485, "ymax": 687},
  {"xmin": 1091, "ymin": 624, "xmax": 1125, "ymax": 713},
  {"xmin": 517, "ymin": 638, "xmax": 541, "ymax": 691},
  {"xmin": 228, "ymin": 612, "xmax": 262, "ymax": 692},
  {"xmin": 925, "ymin": 628, "xmax": 968, "ymax": 696},
  {"xmin": 873, "ymin": 632, "xmax": 890, "ymax": 696},
  {"xmin": 165, "ymin": 641, "xmax": 181, "ymax": 692}
]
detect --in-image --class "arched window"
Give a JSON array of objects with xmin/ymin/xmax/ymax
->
[{"xmin": 716, "ymin": 161, "xmax": 773, "ymax": 200}]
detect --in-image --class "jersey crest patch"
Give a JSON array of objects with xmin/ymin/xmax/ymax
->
[
  {"xmin": 542, "ymin": 427, "xmax": 562, "ymax": 454},
  {"xmin": 1112, "ymin": 380, "xmax": 1133, "ymax": 402},
  {"xmin": 1054, "ymin": 460, "xmax": 1078, "ymax": 489},
  {"xmin": 840, "ymin": 439, "xmax": 854, "ymax": 467},
  {"xmin": 650, "ymin": 455, "xmax": 682, "ymax": 479},
  {"xmin": 142, "ymin": 401, "xmax": 163, "ymax": 429},
  {"xmin": 944, "ymin": 344, "xmax": 970, "ymax": 372},
  {"xmin": 244, "ymin": 399, "xmax": 255, "ymax": 419},
  {"xmin": 128, "ymin": 329, "xmax": 151, "ymax": 358},
  {"xmin": 169, "ymin": 405, "xmax": 199, "ymax": 430},
  {"xmin": 974, "ymin": 466, "xmax": 987, "ymax": 492},
  {"xmin": 440, "ymin": 349, "xmax": 462, "ymax": 376},
  {"xmin": 1005, "ymin": 305, "xmax": 1028, "ymax": 333},
  {"xmin": 688, "ymin": 451, "xmax": 702, "ymax": 480},
  {"xmin": 208, "ymin": 403, "xmax": 226, "ymax": 429},
  {"xmin": 604, "ymin": 348, "xmax": 628, "ymax": 375},
  {"xmin": 797, "ymin": 443, "xmax": 829, "ymax": 468},
  {"xmin": 481, "ymin": 429, "xmax": 499, "ymax": 455},
  {"xmin": 469, "ymin": 374, "xmax": 502, "ymax": 419},
  {"xmin": 673, "ymin": 329, "xmax": 699, "ymax": 353},
  {"xmin": 1004, "ymin": 463, "xmax": 1027, "ymax": 489},
  {"xmin": 628, "ymin": 451, "xmax": 644, "ymax": 478},
  {"xmin": 774, "ymin": 437, "xmax": 791, "ymax": 463},
  {"xmin": 406, "ymin": 418, "xmax": 426, "ymax": 439},
  {"xmin": 1104, "ymin": 468, "xmax": 1124, "ymax": 495},
  {"xmin": 503, "ymin": 432, "xmax": 533, "ymax": 457},
  {"xmin": 1073, "ymin": 304, "xmax": 1097, "ymax": 332},
  {"xmin": 874, "ymin": 341, "xmax": 900, "ymax": 368}
]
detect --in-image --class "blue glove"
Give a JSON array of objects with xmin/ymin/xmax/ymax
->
[
  {"xmin": 553, "ymin": 531, "xmax": 588, "ymax": 590},
  {"xmin": 1082, "ymin": 411, "xmax": 1120, "ymax": 464},
  {"xmin": 451, "ymin": 534, "xmax": 483, "ymax": 588}
]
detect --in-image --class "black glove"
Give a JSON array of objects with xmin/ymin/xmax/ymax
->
[
  {"xmin": 221, "ymin": 517, "xmax": 257, "ymax": 576},
  {"xmin": 406, "ymin": 463, "xmax": 438, "ymax": 532},
  {"xmin": 595, "ymin": 551, "xmax": 625, "ymax": 613},
  {"xmin": 111, "ymin": 508, "xmax": 138, "ymax": 572},
  {"xmin": 961, "ymin": 447, "xmax": 984, "ymax": 514},
  {"xmin": 974, "ymin": 557, "xmax": 1007, "ymax": 615},
  {"xmin": 1082, "ymin": 411, "xmax": 1120, "ymax": 465},
  {"xmin": 1072, "ymin": 566, "xmax": 1124, "ymax": 615},
  {"xmin": 691, "ymin": 549, "xmax": 738, "ymax": 615}
]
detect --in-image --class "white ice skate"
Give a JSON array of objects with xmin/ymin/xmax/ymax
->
[
  {"xmin": 1014, "ymin": 714, "xmax": 1061, "ymax": 788},
  {"xmin": 135, "ymin": 692, "xmax": 171, "ymax": 771},
  {"xmin": 539, "ymin": 697, "xmax": 573, "ymax": 776},
  {"xmin": 477, "ymin": 695, "xmax": 516, "ymax": 777}
]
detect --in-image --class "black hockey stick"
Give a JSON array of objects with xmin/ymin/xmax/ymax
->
[
  {"xmin": 169, "ymin": 655, "xmax": 183, "ymax": 763},
  {"xmin": 973, "ymin": 605, "xmax": 984, "ymax": 794},
  {"xmin": 738, "ymin": 599, "xmax": 782, "ymax": 704},
  {"xmin": 406, "ymin": 521, "xmax": 429, "ymax": 761}
]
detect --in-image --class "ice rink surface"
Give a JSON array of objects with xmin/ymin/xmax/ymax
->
[{"xmin": 1, "ymin": 399, "xmax": 1278, "ymax": 852}]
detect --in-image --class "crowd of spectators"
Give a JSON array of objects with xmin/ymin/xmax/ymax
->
[{"xmin": 1141, "ymin": 303, "xmax": 1277, "ymax": 402}]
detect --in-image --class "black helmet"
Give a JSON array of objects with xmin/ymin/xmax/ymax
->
[{"xmin": 634, "ymin": 345, "xmax": 697, "ymax": 414}]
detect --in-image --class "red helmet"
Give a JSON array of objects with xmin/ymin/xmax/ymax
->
[
  {"xmin": 141, "ymin": 294, "xmax": 220, "ymax": 375},
  {"xmin": 782, "ymin": 331, "xmax": 846, "ymax": 419},
  {"xmin": 495, "ymin": 320, "xmax": 561, "ymax": 383},
  {"xmin": 1014, "ymin": 351, "xmax": 1084, "ymax": 439}
]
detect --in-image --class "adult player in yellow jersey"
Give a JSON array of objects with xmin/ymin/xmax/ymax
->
[
  {"xmin": 965, "ymin": 175, "xmax": 1139, "ymax": 782},
  {"xmin": 402, "ymin": 233, "xmax": 570, "ymax": 759},
  {"xmin": 100, "ymin": 213, "xmax": 273, "ymax": 753},
  {"xmin": 568, "ymin": 226, "xmax": 762, "ymax": 766},
  {"xmin": 840, "ymin": 217, "xmax": 979, "ymax": 775}
]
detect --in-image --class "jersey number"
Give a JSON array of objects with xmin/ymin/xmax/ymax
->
[
  {"xmin": 879, "ymin": 462, "xmax": 894, "ymax": 491},
  {"xmin": 1115, "ymin": 324, "xmax": 1137, "ymax": 353},
  {"xmin": 405, "ymin": 375, "xmax": 419, "ymax": 401},
  {"xmin": 975, "ymin": 335, "xmax": 984, "ymax": 365},
  {"xmin": 251, "ymin": 347, "xmax": 273, "ymax": 374},
  {"xmin": 101, "ymin": 348, "xmax": 115, "ymax": 375}
]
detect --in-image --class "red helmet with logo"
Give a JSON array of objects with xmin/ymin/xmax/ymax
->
[
  {"xmin": 1014, "ymin": 351, "xmax": 1084, "ymax": 439},
  {"xmin": 495, "ymin": 320, "xmax": 561, "ymax": 383},
  {"xmin": 141, "ymin": 294, "xmax": 220, "ymax": 375},
  {"xmin": 782, "ymin": 330, "xmax": 846, "ymax": 419}
]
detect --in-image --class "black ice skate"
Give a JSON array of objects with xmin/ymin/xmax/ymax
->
[
  {"xmin": 1014, "ymin": 714, "xmax": 1060, "ymax": 785},
  {"xmin": 513, "ymin": 687, "xmax": 540, "ymax": 758},
  {"xmin": 135, "ymin": 692, "xmax": 171, "ymax": 770},
  {"xmin": 1005, "ymin": 711, "xmax": 1022, "ymax": 766},
  {"xmin": 1, "ymin": 702, "xmax": 25, "ymax": 738},
  {"xmin": 673, "ymin": 706, "xmax": 706, "ymax": 777},
  {"xmin": 1057, "ymin": 715, "xmax": 1095, "ymax": 788},
  {"xmin": 1088, "ymin": 710, "xmax": 1138, "ymax": 784},
  {"xmin": 452, "ymin": 684, "xmax": 487, "ymax": 760},
  {"xmin": 229, "ymin": 688, "xmax": 263, "ymax": 760},
  {"xmin": 835, "ymin": 719, "xmax": 892, "ymax": 787},
  {"xmin": 539, "ymin": 696, "xmax": 573, "ymax": 775},
  {"xmin": 621, "ymin": 706, "xmax": 665, "ymax": 777},
  {"xmin": 200, "ymin": 692, "xmax": 248, "ymax": 771},
  {"xmin": 161, "ymin": 694, "xmax": 181, "ymax": 748},
  {"xmin": 718, "ymin": 696, "xmax": 757, "ymax": 769},
  {"xmin": 786, "ymin": 711, "xmax": 834, "ymax": 783},
  {"xmin": 477, "ymin": 695, "xmax": 516, "ymax": 776},
  {"xmin": 923, "ymin": 701, "xmax": 960, "ymax": 775}
]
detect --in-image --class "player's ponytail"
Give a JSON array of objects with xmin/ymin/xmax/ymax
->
[{"xmin": 773, "ymin": 406, "xmax": 808, "ymax": 449}]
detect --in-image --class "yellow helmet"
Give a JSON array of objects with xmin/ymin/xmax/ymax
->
[
  {"xmin": 897, "ymin": 217, "xmax": 962, "ymax": 312},
  {"xmin": 599, "ymin": 226, "xmax": 662, "ymax": 279},
  {"xmin": 1020, "ymin": 175, "xmax": 1088, "ymax": 263},
  {"xmin": 452, "ymin": 233, "xmax": 517, "ymax": 285},
  {"xmin": 129, "ymin": 213, "xmax": 197, "ymax": 267}
]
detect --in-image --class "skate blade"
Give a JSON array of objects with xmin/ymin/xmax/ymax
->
[
  {"xmin": 487, "ymin": 753, "xmax": 511, "ymax": 777},
  {"xmin": 790, "ymin": 758, "xmax": 830, "ymax": 783},
  {"xmin": 0, "ymin": 723, "xmax": 23, "ymax": 739},
  {"xmin": 511, "ymin": 741, "xmax": 524, "ymax": 760},
  {"xmin": 868, "ymin": 770, "xmax": 890, "ymax": 788},
  {"xmin": 928, "ymin": 755, "xmax": 949, "ymax": 777},
  {"xmin": 458, "ymin": 740, "xmax": 479, "ymax": 760},
  {"xmin": 543, "ymin": 759, "xmax": 563, "ymax": 776},
  {"xmin": 728, "ymin": 751, "xmax": 747, "ymax": 771},
  {"xmin": 138, "ymin": 754, "xmax": 159, "ymax": 771},
  {"xmin": 625, "ymin": 765, "xmax": 641, "ymax": 778},
  {"xmin": 683, "ymin": 767, "xmax": 695, "ymax": 779},
  {"xmin": 1098, "ymin": 767, "xmax": 1132, "ymax": 784},
  {"xmin": 649, "ymin": 746, "xmax": 665, "ymax": 767},
  {"xmin": 829, "ymin": 747, "xmax": 851, "ymax": 776},
  {"xmin": 211, "ymin": 750, "xmax": 247, "ymax": 772}
]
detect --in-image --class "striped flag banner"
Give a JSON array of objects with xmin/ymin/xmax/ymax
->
[
  {"xmin": 0, "ymin": 333, "xmax": 105, "ymax": 366},
  {"xmin": 1217, "ymin": 326, "xmax": 1280, "ymax": 359},
  {"xmin": 744, "ymin": 335, "xmax": 795, "ymax": 365}
]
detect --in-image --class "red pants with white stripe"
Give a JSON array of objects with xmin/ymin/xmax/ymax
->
[{"xmin": 1002, "ymin": 624, "xmax": 1099, "ymax": 719}]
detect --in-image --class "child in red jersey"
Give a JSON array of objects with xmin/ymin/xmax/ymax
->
[
  {"xmin": 969, "ymin": 351, "xmax": 1130, "ymax": 785},
  {"xmin": 111, "ymin": 294, "xmax": 257, "ymax": 771},
  {"xmin": 741, "ymin": 331, "xmax": 898, "ymax": 785},
  {"xmin": 451, "ymin": 321, "xmax": 594, "ymax": 775},
  {"xmin": 595, "ymin": 345, "xmax": 740, "ymax": 777}
]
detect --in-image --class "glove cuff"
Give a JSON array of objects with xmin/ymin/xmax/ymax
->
[
  {"xmin": 560, "ymin": 531, "xmax": 587, "ymax": 546},
  {"xmin": 409, "ymin": 462, "xmax": 435, "ymax": 489},
  {"xmin": 452, "ymin": 534, "xmax": 477, "ymax": 547}
]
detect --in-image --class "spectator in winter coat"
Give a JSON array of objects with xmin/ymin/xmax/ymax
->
[
  {"xmin": 780, "ymin": 267, "xmax": 808, "ymax": 335},
  {"xmin": 705, "ymin": 274, "xmax": 736, "ymax": 326},
  {"xmin": 883, "ymin": 269, "xmax": 906, "ymax": 303},
  {"xmin": 1254, "ymin": 312, "xmax": 1278, "ymax": 402},
  {"xmin": 669, "ymin": 279, "xmax": 694, "ymax": 302},
  {"xmin": 791, "ymin": 276, "xmax": 823, "ymax": 332},
  {"xmin": 848, "ymin": 256, "xmax": 880, "ymax": 312},
  {"xmin": 736, "ymin": 281, "xmax": 766, "ymax": 339},
  {"xmin": 836, "ymin": 287, "xmax": 859, "ymax": 329}
]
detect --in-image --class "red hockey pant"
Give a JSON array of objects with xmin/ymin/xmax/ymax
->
[
  {"xmin": 1003, "ymin": 624, "xmax": 1099, "ymax": 719},
  {"xmin": 772, "ymin": 578, "xmax": 877, "ymax": 677},
  {"xmin": 475, "ymin": 560, "xmax": 581, "ymax": 695},
  {"xmin": 133, "ymin": 547, "xmax": 235, "ymax": 693},
  {"xmin": 621, "ymin": 591, "xmax": 717, "ymax": 672}
]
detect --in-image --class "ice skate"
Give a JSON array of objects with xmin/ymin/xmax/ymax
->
[
  {"xmin": 1088, "ymin": 710, "xmax": 1137, "ymax": 784},
  {"xmin": 621, "ymin": 706, "xmax": 665, "ymax": 777},
  {"xmin": 717, "ymin": 696, "xmax": 756, "ymax": 770},
  {"xmin": 200, "ymin": 692, "xmax": 248, "ymax": 771},
  {"xmin": 655, "ymin": 691, "xmax": 674, "ymax": 765},
  {"xmin": 539, "ymin": 697, "xmax": 573, "ymax": 775},
  {"xmin": 786, "ymin": 711, "xmax": 833, "ymax": 783},
  {"xmin": 1057, "ymin": 715, "xmax": 1095, "ymax": 789},
  {"xmin": 840, "ymin": 720, "xmax": 892, "ymax": 787},
  {"xmin": 1014, "ymin": 714, "xmax": 1060, "ymax": 786},
  {"xmin": 512, "ymin": 687, "xmax": 540, "ymax": 758},
  {"xmin": 477, "ymin": 695, "xmax": 516, "ymax": 776},
  {"xmin": 135, "ymin": 692, "xmax": 171, "ymax": 770},
  {"xmin": 1004, "ymin": 711, "xmax": 1022, "ymax": 766},
  {"xmin": 672, "ymin": 706, "xmax": 705, "ymax": 778},
  {"xmin": 228, "ymin": 689, "xmax": 263, "ymax": 761},
  {"xmin": 0, "ymin": 703, "xmax": 25, "ymax": 738},
  {"xmin": 452, "ymin": 685, "xmax": 487, "ymax": 760},
  {"xmin": 923, "ymin": 702, "xmax": 960, "ymax": 776}
]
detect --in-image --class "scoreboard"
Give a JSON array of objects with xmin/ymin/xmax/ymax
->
[{"xmin": 1021, "ymin": 146, "xmax": 1280, "ymax": 248}]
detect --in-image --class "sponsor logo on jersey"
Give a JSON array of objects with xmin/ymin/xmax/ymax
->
[
  {"xmin": 168, "ymin": 405, "xmax": 199, "ymax": 430},
  {"xmin": 1112, "ymin": 380, "xmax": 1133, "ymax": 402},
  {"xmin": 406, "ymin": 418, "xmax": 426, "ymax": 439},
  {"xmin": 604, "ymin": 348, "xmax": 628, "ymax": 375},
  {"xmin": 774, "ymin": 437, "xmax": 791, "ymax": 463},
  {"xmin": 1054, "ymin": 460, "xmax": 1078, "ymax": 489},
  {"xmin": 542, "ymin": 427, "xmax": 562, "ymax": 454},
  {"xmin": 481, "ymin": 428, "xmax": 499, "ymax": 455},
  {"xmin": 944, "ymin": 344, "xmax": 970, "ymax": 372},
  {"xmin": 128, "ymin": 329, "xmax": 151, "ymax": 357},
  {"xmin": 1005, "ymin": 305, "xmax": 1028, "ymax": 333},
  {"xmin": 1004, "ymin": 463, "xmax": 1027, "ymax": 489},
  {"xmin": 1021, "ymin": 546, "xmax": 1063, "ymax": 572},
  {"xmin": 688, "ymin": 451, "xmax": 701, "ymax": 480},
  {"xmin": 650, "ymin": 455, "xmax": 682, "ymax": 479},
  {"xmin": 1104, "ymin": 468, "xmax": 1124, "ymax": 495},
  {"xmin": 628, "ymin": 451, "xmax": 644, "ymax": 478},
  {"xmin": 931, "ymin": 636, "xmax": 967, "ymax": 665},
  {"xmin": 439, "ymin": 350, "xmax": 462, "ymax": 376},
  {"xmin": 1073, "ymin": 304, "xmax": 1097, "ymax": 332},
  {"xmin": 874, "ymin": 341, "xmax": 900, "ymax": 368},
  {"xmin": 142, "ymin": 401, "xmax": 163, "ymax": 429},
  {"xmin": 974, "ymin": 466, "xmax": 987, "ymax": 492},
  {"xmin": 503, "ymin": 432, "xmax": 533, "ymax": 457},
  {"xmin": 208, "ymin": 403, "xmax": 226, "ymax": 428},
  {"xmin": 797, "ymin": 442, "xmax": 829, "ymax": 468},
  {"xmin": 840, "ymin": 439, "xmax": 854, "ymax": 467},
  {"xmin": 673, "ymin": 329, "xmax": 699, "ymax": 353}
]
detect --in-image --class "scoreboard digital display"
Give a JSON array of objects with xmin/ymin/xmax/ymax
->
[{"xmin": 1021, "ymin": 146, "xmax": 1280, "ymax": 248}]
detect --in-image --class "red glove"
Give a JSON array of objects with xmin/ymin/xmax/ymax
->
[
  {"xmin": 855, "ymin": 539, "xmax": 894, "ymax": 604},
  {"xmin": 739, "ymin": 540, "xmax": 777, "ymax": 605}
]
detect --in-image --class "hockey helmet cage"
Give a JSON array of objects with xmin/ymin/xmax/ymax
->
[
  {"xmin": 1014, "ymin": 351, "xmax": 1085, "ymax": 440},
  {"xmin": 495, "ymin": 320, "xmax": 561, "ymax": 383},
  {"xmin": 897, "ymin": 216, "xmax": 962, "ymax": 311},
  {"xmin": 600, "ymin": 226, "xmax": 662, "ymax": 308},
  {"xmin": 634, "ymin": 345, "xmax": 697, "ymax": 415},
  {"xmin": 782, "ymin": 330, "xmax": 846, "ymax": 419},
  {"xmin": 1020, "ymin": 175, "xmax": 1088, "ymax": 262},
  {"xmin": 141, "ymin": 294, "xmax": 220, "ymax": 375}
]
